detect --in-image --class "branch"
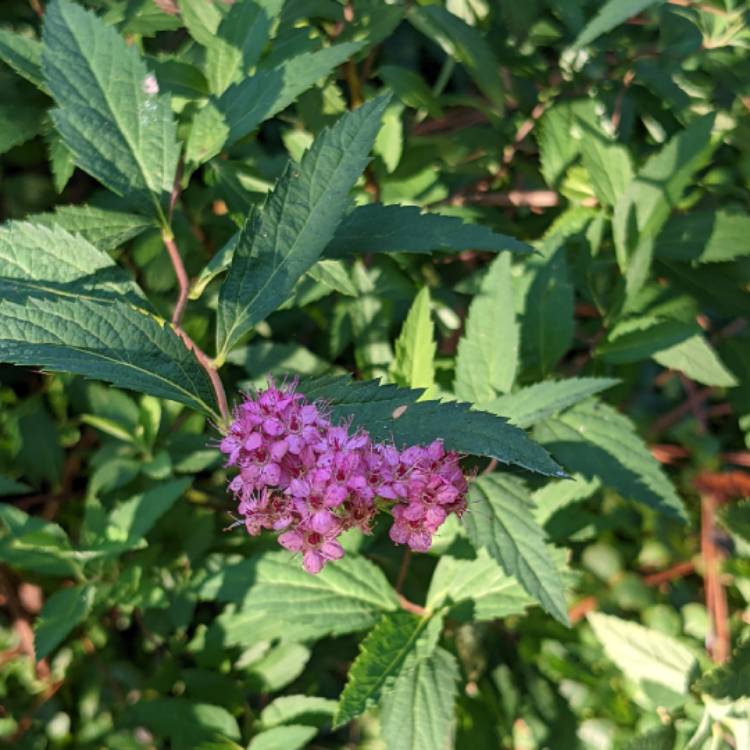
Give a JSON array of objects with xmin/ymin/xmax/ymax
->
[{"xmin": 162, "ymin": 230, "xmax": 190, "ymax": 326}]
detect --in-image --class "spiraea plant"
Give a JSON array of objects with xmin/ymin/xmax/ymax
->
[{"xmin": 0, "ymin": 0, "xmax": 749, "ymax": 748}]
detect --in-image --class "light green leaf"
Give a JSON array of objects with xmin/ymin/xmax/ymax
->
[
  {"xmin": 299, "ymin": 375, "xmax": 566, "ymax": 477},
  {"xmin": 390, "ymin": 287, "xmax": 436, "ymax": 390},
  {"xmin": 652, "ymin": 333, "xmax": 737, "ymax": 387},
  {"xmin": 380, "ymin": 647, "xmax": 459, "ymax": 750},
  {"xmin": 45, "ymin": 131, "xmax": 77, "ymax": 193},
  {"xmin": 259, "ymin": 695, "xmax": 337, "ymax": 730},
  {"xmin": 216, "ymin": 95, "xmax": 389, "ymax": 358},
  {"xmin": 656, "ymin": 211, "xmax": 750, "ymax": 264},
  {"xmin": 187, "ymin": 42, "xmax": 364, "ymax": 165},
  {"xmin": 579, "ymin": 124, "xmax": 633, "ymax": 206},
  {"xmin": 247, "ymin": 726, "xmax": 316, "ymax": 750},
  {"xmin": 0, "ymin": 297, "xmax": 218, "ymax": 418},
  {"xmin": 694, "ymin": 639, "xmax": 750, "ymax": 700},
  {"xmin": 623, "ymin": 726, "xmax": 676, "ymax": 750},
  {"xmin": 455, "ymin": 253, "xmax": 518, "ymax": 402},
  {"xmin": 304, "ymin": 259, "xmax": 357, "ymax": 298},
  {"xmin": 333, "ymin": 611, "xmax": 434, "ymax": 728},
  {"xmin": 42, "ymin": 0, "xmax": 180, "ymax": 217},
  {"xmin": 204, "ymin": 0, "xmax": 283, "ymax": 95},
  {"xmin": 28, "ymin": 204, "xmax": 155, "ymax": 251},
  {"xmin": 536, "ymin": 399, "xmax": 686, "ymax": 520},
  {"xmin": 536, "ymin": 100, "xmax": 593, "ymax": 188},
  {"xmin": 89, "ymin": 478, "xmax": 190, "ymax": 555},
  {"xmin": 427, "ymin": 551, "xmax": 538, "ymax": 621},
  {"xmin": 34, "ymin": 584, "xmax": 95, "ymax": 659},
  {"xmin": 588, "ymin": 612, "xmax": 698, "ymax": 696},
  {"xmin": 573, "ymin": 0, "xmax": 667, "ymax": 48},
  {"xmin": 0, "ymin": 27, "xmax": 45, "ymax": 90},
  {"xmin": 613, "ymin": 115, "xmax": 715, "ymax": 300},
  {"xmin": 0, "ymin": 221, "xmax": 146, "ymax": 306},
  {"xmin": 408, "ymin": 5, "xmax": 503, "ymax": 110},
  {"xmin": 198, "ymin": 551, "xmax": 399, "ymax": 640},
  {"xmin": 482, "ymin": 377, "xmax": 619, "ymax": 429},
  {"xmin": 373, "ymin": 101, "xmax": 404, "ymax": 173},
  {"xmin": 463, "ymin": 474, "xmax": 569, "ymax": 624},
  {"xmin": 597, "ymin": 317, "xmax": 697, "ymax": 364}
]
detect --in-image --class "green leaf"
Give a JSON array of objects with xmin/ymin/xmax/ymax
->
[
  {"xmin": 204, "ymin": 0, "xmax": 283, "ymax": 96},
  {"xmin": 482, "ymin": 377, "xmax": 619, "ymax": 429},
  {"xmin": 597, "ymin": 317, "xmax": 698, "ymax": 364},
  {"xmin": 0, "ymin": 92, "xmax": 46, "ymax": 155},
  {"xmin": 28, "ymin": 204, "xmax": 155, "ymax": 251},
  {"xmin": 408, "ymin": 6, "xmax": 503, "ymax": 110},
  {"xmin": 520, "ymin": 244, "xmax": 574, "ymax": 377},
  {"xmin": 579, "ymin": 123, "xmax": 634, "ymax": 206},
  {"xmin": 455, "ymin": 253, "xmax": 518, "ymax": 402},
  {"xmin": 0, "ymin": 297, "xmax": 218, "ymax": 418},
  {"xmin": 333, "ymin": 611, "xmax": 434, "ymax": 728},
  {"xmin": 390, "ymin": 287, "xmax": 436, "ymax": 390},
  {"xmin": 463, "ymin": 474, "xmax": 569, "ymax": 624},
  {"xmin": 198, "ymin": 551, "xmax": 399, "ymax": 640},
  {"xmin": 427, "ymin": 551, "xmax": 539, "ymax": 621},
  {"xmin": 373, "ymin": 101, "xmax": 404, "ymax": 173},
  {"xmin": 0, "ymin": 27, "xmax": 45, "ymax": 90},
  {"xmin": 216, "ymin": 95, "xmax": 390, "ymax": 358},
  {"xmin": 0, "ymin": 475, "xmax": 30, "ymax": 496},
  {"xmin": 694, "ymin": 638, "xmax": 750, "ymax": 700},
  {"xmin": 623, "ymin": 726, "xmax": 676, "ymax": 750},
  {"xmin": 536, "ymin": 100, "xmax": 590, "ymax": 188},
  {"xmin": 573, "ymin": 0, "xmax": 667, "ymax": 48},
  {"xmin": 34, "ymin": 584, "xmax": 95, "ymax": 659},
  {"xmin": 719, "ymin": 501, "xmax": 750, "ymax": 553},
  {"xmin": 123, "ymin": 699, "xmax": 241, "ymax": 747},
  {"xmin": 325, "ymin": 204, "xmax": 533, "ymax": 258},
  {"xmin": 588, "ymin": 612, "xmax": 698, "ymax": 697},
  {"xmin": 299, "ymin": 375, "xmax": 566, "ymax": 477},
  {"xmin": 652, "ymin": 332, "xmax": 737, "ymax": 387},
  {"xmin": 89, "ymin": 478, "xmax": 190, "ymax": 555},
  {"xmin": 42, "ymin": 0, "xmax": 180, "ymax": 217},
  {"xmin": 247, "ymin": 726, "xmax": 317, "ymax": 750},
  {"xmin": 656, "ymin": 211, "xmax": 750, "ymax": 264},
  {"xmin": 187, "ymin": 42, "xmax": 364, "ymax": 165},
  {"xmin": 45, "ymin": 131, "xmax": 77, "ymax": 193},
  {"xmin": 259, "ymin": 695, "xmax": 337, "ymax": 730},
  {"xmin": 305, "ymin": 259, "xmax": 357, "ymax": 298},
  {"xmin": 613, "ymin": 115, "xmax": 715, "ymax": 300},
  {"xmin": 379, "ymin": 647, "xmax": 460, "ymax": 750},
  {"xmin": 536, "ymin": 399, "xmax": 687, "ymax": 520},
  {"xmin": 0, "ymin": 220, "xmax": 146, "ymax": 306}
]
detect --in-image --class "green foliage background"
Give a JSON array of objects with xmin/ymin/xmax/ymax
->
[{"xmin": 0, "ymin": 0, "xmax": 749, "ymax": 748}]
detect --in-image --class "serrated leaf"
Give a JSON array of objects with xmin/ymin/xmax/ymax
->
[
  {"xmin": 520, "ymin": 244, "xmax": 574, "ymax": 377},
  {"xmin": 427, "ymin": 551, "xmax": 538, "ymax": 621},
  {"xmin": 463, "ymin": 474, "xmax": 569, "ymax": 624},
  {"xmin": 0, "ymin": 92, "xmax": 46, "ymax": 155},
  {"xmin": 573, "ymin": 0, "xmax": 667, "ymax": 48},
  {"xmin": 579, "ymin": 123, "xmax": 633, "ymax": 206},
  {"xmin": 325, "ymin": 204, "xmax": 533, "ymax": 258},
  {"xmin": 597, "ymin": 317, "xmax": 697, "ymax": 364},
  {"xmin": 198, "ymin": 551, "xmax": 399, "ymax": 640},
  {"xmin": 455, "ymin": 253, "xmax": 518, "ymax": 402},
  {"xmin": 216, "ymin": 96, "xmax": 389, "ymax": 358},
  {"xmin": 247, "ymin": 726, "xmax": 317, "ymax": 750},
  {"xmin": 88, "ymin": 478, "xmax": 190, "ymax": 555},
  {"xmin": 42, "ymin": 0, "xmax": 180, "ymax": 217},
  {"xmin": 656, "ymin": 211, "xmax": 750, "ymax": 264},
  {"xmin": 408, "ymin": 5, "xmax": 503, "ymax": 110},
  {"xmin": 34, "ymin": 584, "xmax": 95, "ymax": 659},
  {"xmin": 694, "ymin": 639, "xmax": 750, "ymax": 700},
  {"xmin": 0, "ymin": 297, "xmax": 218, "ymax": 418},
  {"xmin": 483, "ymin": 377, "xmax": 619, "ymax": 429},
  {"xmin": 379, "ymin": 647, "xmax": 459, "ymax": 750},
  {"xmin": 652, "ymin": 332, "xmax": 737, "ymax": 387},
  {"xmin": 187, "ymin": 42, "xmax": 364, "ymax": 165},
  {"xmin": 536, "ymin": 399, "xmax": 686, "ymax": 520},
  {"xmin": 299, "ymin": 375, "xmax": 566, "ymax": 477},
  {"xmin": 536, "ymin": 100, "xmax": 593, "ymax": 188},
  {"xmin": 390, "ymin": 287, "xmax": 435, "ymax": 390},
  {"xmin": 588, "ymin": 612, "xmax": 698, "ymax": 696},
  {"xmin": 613, "ymin": 115, "xmax": 715, "ymax": 300},
  {"xmin": 333, "ymin": 611, "xmax": 434, "ymax": 728},
  {"xmin": 0, "ymin": 221, "xmax": 146, "ymax": 306},
  {"xmin": 302, "ymin": 259, "xmax": 357, "ymax": 298},
  {"xmin": 0, "ymin": 27, "xmax": 45, "ymax": 90},
  {"xmin": 45, "ymin": 131, "xmax": 76, "ymax": 193},
  {"xmin": 28, "ymin": 204, "xmax": 155, "ymax": 251}
]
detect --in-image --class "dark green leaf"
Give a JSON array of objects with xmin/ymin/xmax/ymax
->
[{"xmin": 34, "ymin": 584, "xmax": 95, "ymax": 659}]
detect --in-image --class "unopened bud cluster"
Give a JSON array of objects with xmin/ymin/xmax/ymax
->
[{"xmin": 220, "ymin": 381, "xmax": 467, "ymax": 573}]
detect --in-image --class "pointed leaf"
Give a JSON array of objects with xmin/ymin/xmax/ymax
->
[
  {"xmin": 574, "ymin": 0, "xmax": 667, "ymax": 48},
  {"xmin": 390, "ymin": 287, "xmax": 435, "ymax": 389},
  {"xmin": 216, "ymin": 96, "xmax": 389, "ymax": 358},
  {"xmin": 42, "ymin": 0, "xmax": 180, "ymax": 215},
  {"xmin": 463, "ymin": 474, "xmax": 569, "ymax": 624},
  {"xmin": 652, "ymin": 333, "xmax": 737, "ymax": 387},
  {"xmin": 247, "ymin": 726, "xmax": 317, "ymax": 750},
  {"xmin": 0, "ymin": 28, "xmax": 45, "ymax": 90},
  {"xmin": 299, "ymin": 375, "xmax": 566, "ymax": 477},
  {"xmin": 694, "ymin": 639, "xmax": 750, "ymax": 700},
  {"xmin": 656, "ymin": 211, "xmax": 750, "ymax": 264},
  {"xmin": 455, "ymin": 252, "xmax": 518, "ymax": 402},
  {"xmin": 34, "ymin": 584, "xmax": 95, "ymax": 660}
]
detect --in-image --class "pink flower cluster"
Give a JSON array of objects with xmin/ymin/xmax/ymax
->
[{"xmin": 220, "ymin": 381, "xmax": 468, "ymax": 574}]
